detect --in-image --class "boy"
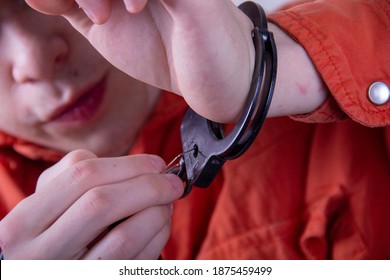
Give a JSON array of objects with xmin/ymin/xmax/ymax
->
[{"xmin": 0, "ymin": 0, "xmax": 389, "ymax": 259}]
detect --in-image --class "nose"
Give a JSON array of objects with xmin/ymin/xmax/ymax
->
[{"xmin": 11, "ymin": 29, "xmax": 69, "ymax": 83}]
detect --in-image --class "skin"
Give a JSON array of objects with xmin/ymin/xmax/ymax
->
[
  {"xmin": 0, "ymin": 1, "xmax": 183, "ymax": 259},
  {"xmin": 1, "ymin": 150, "xmax": 184, "ymax": 259},
  {"xmin": 0, "ymin": 0, "xmax": 328, "ymax": 259},
  {"xmin": 26, "ymin": 0, "xmax": 328, "ymax": 122},
  {"xmin": 0, "ymin": 1, "xmax": 160, "ymax": 156}
]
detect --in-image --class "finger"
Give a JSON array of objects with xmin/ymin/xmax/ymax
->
[
  {"xmin": 134, "ymin": 221, "xmax": 171, "ymax": 260},
  {"xmin": 75, "ymin": 0, "xmax": 113, "ymax": 24},
  {"xmin": 40, "ymin": 153, "xmax": 166, "ymax": 200},
  {"xmin": 27, "ymin": 0, "xmax": 96, "ymax": 35},
  {"xmin": 36, "ymin": 149, "xmax": 97, "ymax": 192},
  {"xmin": 83, "ymin": 205, "xmax": 171, "ymax": 259},
  {"xmin": 38, "ymin": 173, "xmax": 183, "ymax": 258},
  {"xmin": 123, "ymin": 0, "xmax": 148, "ymax": 13},
  {"xmin": 15, "ymin": 154, "xmax": 167, "ymax": 235},
  {"xmin": 26, "ymin": 0, "xmax": 75, "ymax": 15}
]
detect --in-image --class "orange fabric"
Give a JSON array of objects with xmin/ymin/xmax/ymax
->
[
  {"xmin": 269, "ymin": 0, "xmax": 390, "ymax": 127},
  {"xmin": 163, "ymin": 118, "xmax": 390, "ymax": 259},
  {"xmin": 1, "ymin": 0, "xmax": 390, "ymax": 259}
]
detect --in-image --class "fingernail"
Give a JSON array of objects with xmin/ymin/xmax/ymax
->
[{"xmin": 165, "ymin": 174, "xmax": 184, "ymax": 194}]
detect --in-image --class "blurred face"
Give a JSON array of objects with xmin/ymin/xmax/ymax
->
[{"xmin": 0, "ymin": 1, "xmax": 160, "ymax": 157}]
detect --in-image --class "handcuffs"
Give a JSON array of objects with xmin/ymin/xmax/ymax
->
[
  {"xmin": 168, "ymin": 1, "xmax": 278, "ymax": 197},
  {"xmin": 0, "ymin": 1, "xmax": 276, "ymax": 261}
]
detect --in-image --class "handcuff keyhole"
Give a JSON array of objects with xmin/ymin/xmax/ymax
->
[{"xmin": 193, "ymin": 144, "xmax": 199, "ymax": 158}]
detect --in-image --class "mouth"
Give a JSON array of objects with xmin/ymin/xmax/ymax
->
[{"xmin": 49, "ymin": 76, "xmax": 107, "ymax": 124}]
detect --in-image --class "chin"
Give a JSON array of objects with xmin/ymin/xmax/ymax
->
[{"xmin": 81, "ymin": 140, "xmax": 133, "ymax": 157}]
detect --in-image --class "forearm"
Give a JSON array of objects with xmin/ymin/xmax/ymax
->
[
  {"xmin": 266, "ymin": 0, "xmax": 390, "ymax": 127},
  {"xmin": 266, "ymin": 23, "xmax": 328, "ymax": 118}
]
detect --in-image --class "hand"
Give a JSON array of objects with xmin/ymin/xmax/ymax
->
[
  {"xmin": 0, "ymin": 150, "xmax": 184, "ymax": 259},
  {"xmin": 26, "ymin": 0, "xmax": 256, "ymax": 122}
]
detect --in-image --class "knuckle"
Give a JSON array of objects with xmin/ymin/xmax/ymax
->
[
  {"xmin": 64, "ymin": 150, "xmax": 97, "ymax": 165},
  {"xmin": 68, "ymin": 160, "xmax": 97, "ymax": 184},
  {"xmin": 36, "ymin": 169, "xmax": 51, "ymax": 186},
  {"xmin": 109, "ymin": 231, "xmax": 137, "ymax": 256},
  {"xmin": 36, "ymin": 150, "xmax": 97, "ymax": 192},
  {"xmin": 78, "ymin": 187, "xmax": 111, "ymax": 219},
  {"xmin": 0, "ymin": 222, "xmax": 12, "ymax": 250},
  {"xmin": 0, "ymin": 219, "xmax": 22, "ymax": 256}
]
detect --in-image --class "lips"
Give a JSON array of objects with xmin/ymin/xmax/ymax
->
[{"xmin": 50, "ymin": 76, "xmax": 106, "ymax": 124}]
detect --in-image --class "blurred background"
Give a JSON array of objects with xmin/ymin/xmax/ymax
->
[{"xmin": 232, "ymin": 0, "xmax": 293, "ymax": 12}]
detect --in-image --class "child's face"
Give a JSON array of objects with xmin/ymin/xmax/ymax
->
[{"xmin": 0, "ymin": 1, "xmax": 158, "ymax": 156}]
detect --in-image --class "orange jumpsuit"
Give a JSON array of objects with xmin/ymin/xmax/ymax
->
[{"xmin": 0, "ymin": 0, "xmax": 389, "ymax": 259}]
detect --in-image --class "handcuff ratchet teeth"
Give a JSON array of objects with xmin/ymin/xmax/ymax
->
[{"xmin": 170, "ymin": 1, "xmax": 277, "ymax": 198}]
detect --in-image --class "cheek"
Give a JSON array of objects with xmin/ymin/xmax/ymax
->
[
  {"xmin": 2, "ymin": 96, "xmax": 35, "ymax": 125},
  {"xmin": 0, "ymin": 91, "xmax": 17, "ymax": 134},
  {"xmin": 0, "ymin": 74, "xmax": 28, "ymax": 126},
  {"xmin": 0, "ymin": 93, "xmax": 37, "ymax": 140},
  {"xmin": 0, "ymin": 108, "xmax": 26, "ymax": 138}
]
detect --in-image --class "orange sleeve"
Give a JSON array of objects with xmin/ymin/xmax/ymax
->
[{"xmin": 268, "ymin": 0, "xmax": 390, "ymax": 127}]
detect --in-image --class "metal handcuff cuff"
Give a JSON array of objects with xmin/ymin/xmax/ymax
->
[
  {"xmin": 166, "ymin": 1, "xmax": 278, "ymax": 197},
  {"xmin": 0, "ymin": 1, "xmax": 277, "ymax": 261}
]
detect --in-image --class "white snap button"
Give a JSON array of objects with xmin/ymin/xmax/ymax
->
[{"xmin": 368, "ymin": 82, "xmax": 390, "ymax": 105}]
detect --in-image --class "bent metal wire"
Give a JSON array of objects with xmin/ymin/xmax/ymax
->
[{"xmin": 167, "ymin": 1, "xmax": 277, "ymax": 198}]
